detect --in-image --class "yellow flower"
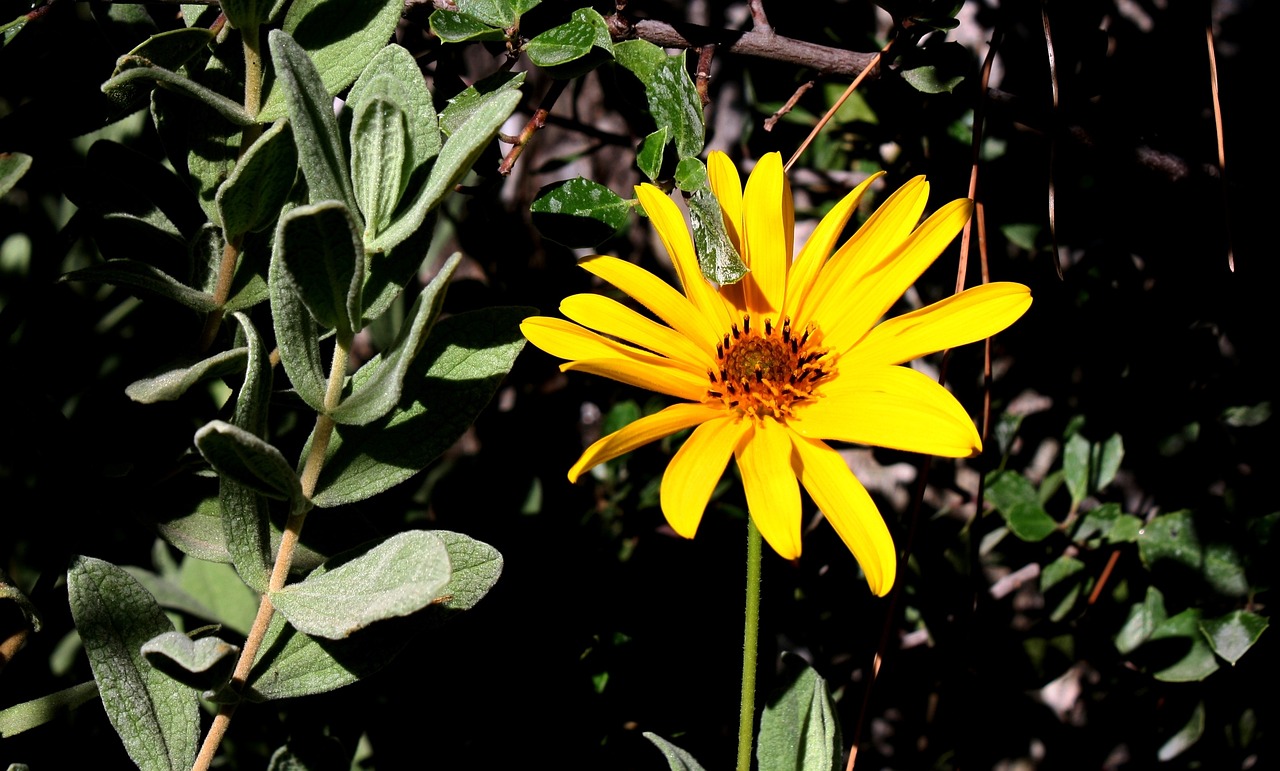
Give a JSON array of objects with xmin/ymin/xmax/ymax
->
[{"xmin": 521, "ymin": 152, "xmax": 1031, "ymax": 595}]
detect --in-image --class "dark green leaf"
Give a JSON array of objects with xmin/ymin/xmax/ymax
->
[
  {"xmin": 125, "ymin": 348, "xmax": 248, "ymax": 404},
  {"xmin": 0, "ymin": 682, "xmax": 99, "ymax": 739},
  {"xmin": 1199, "ymin": 610, "xmax": 1267, "ymax": 665},
  {"xmin": 195, "ymin": 420, "xmax": 305, "ymax": 511},
  {"xmin": 757, "ymin": 654, "xmax": 841, "ymax": 771},
  {"xmin": 104, "ymin": 60, "xmax": 254, "ymax": 126},
  {"xmin": 1150, "ymin": 609, "xmax": 1220, "ymax": 682},
  {"xmin": 674, "ymin": 157, "xmax": 707, "ymax": 191},
  {"xmin": 1137, "ymin": 510, "xmax": 1201, "ymax": 571},
  {"xmin": 122, "ymin": 567, "xmax": 222, "ymax": 629},
  {"xmin": 220, "ymin": 0, "xmax": 267, "ymax": 31},
  {"xmin": 614, "ymin": 41, "xmax": 704, "ymax": 159},
  {"xmin": 270, "ymin": 531, "xmax": 450, "ymax": 639},
  {"xmin": 330, "ymin": 253, "xmax": 462, "ymax": 425},
  {"xmin": 1157, "ymin": 701, "xmax": 1205, "ymax": 762},
  {"xmin": 60, "ymin": 260, "xmax": 217, "ymax": 311},
  {"xmin": 153, "ymin": 497, "xmax": 325, "ymax": 577},
  {"xmin": 1115, "ymin": 585, "xmax": 1166, "ymax": 655},
  {"xmin": 899, "ymin": 42, "xmax": 969, "ymax": 94},
  {"xmin": 530, "ymin": 177, "xmax": 631, "ymax": 248},
  {"xmin": 350, "ymin": 94, "xmax": 410, "ymax": 240},
  {"xmin": 526, "ymin": 8, "xmax": 613, "ymax": 71},
  {"xmin": 687, "ymin": 188, "xmax": 748, "ymax": 285},
  {"xmin": 636, "ymin": 127, "xmax": 667, "ymax": 182},
  {"xmin": 457, "ymin": 0, "xmax": 519, "ymax": 28},
  {"xmin": 140, "ymin": 632, "xmax": 240, "ymax": 694},
  {"xmin": 276, "ymin": 200, "xmax": 365, "ymax": 336},
  {"xmin": 423, "ymin": 531, "xmax": 504, "ymax": 626},
  {"xmin": 0, "ymin": 152, "xmax": 33, "ymax": 197},
  {"xmin": 1063, "ymin": 432, "xmax": 1090, "ymax": 507},
  {"xmin": 986, "ymin": 471, "xmax": 1057, "ymax": 541},
  {"xmin": 428, "ymin": 10, "xmax": 508, "ymax": 43},
  {"xmin": 178, "ymin": 557, "xmax": 261, "ymax": 635},
  {"xmin": 269, "ymin": 238, "xmax": 328, "ymax": 413},
  {"xmin": 311, "ymin": 307, "xmax": 529, "ymax": 507},
  {"xmin": 644, "ymin": 732, "xmax": 708, "ymax": 771},
  {"xmin": 98, "ymin": 27, "xmax": 219, "ymax": 111},
  {"xmin": 439, "ymin": 71, "xmax": 524, "ymax": 136},
  {"xmin": 67, "ymin": 557, "xmax": 199, "ymax": 771},
  {"xmin": 217, "ymin": 119, "xmax": 298, "ymax": 237}
]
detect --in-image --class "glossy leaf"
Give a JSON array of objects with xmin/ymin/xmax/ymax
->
[
  {"xmin": 257, "ymin": 0, "xmax": 403, "ymax": 122},
  {"xmin": 217, "ymin": 119, "xmax": 298, "ymax": 237},
  {"xmin": 644, "ymin": 733, "xmax": 708, "ymax": 771},
  {"xmin": 636, "ymin": 127, "xmax": 667, "ymax": 182},
  {"xmin": 986, "ymin": 471, "xmax": 1057, "ymax": 542},
  {"xmin": 140, "ymin": 632, "xmax": 240, "ymax": 694},
  {"xmin": 526, "ymin": 8, "xmax": 612, "ymax": 76},
  {"xmin": 195, "ymin": 420, "xmax": 305, "ymax": 512},
  {"xmin": 1157, "ymin": 701, "xmax": 1205, "ymax": 762},
  {"xmin": 1199, "ymin": 610, "xmax": 1267, "ymax": 666},
  {"xmin": 1115, "ymin": 585, "xmax": 1166, "ymax": 655},
  {"xmin": 125, "ymin": 347, "xmax": 248, "ymax": 404},
  {"xmin": 615, "ymin": 41, "xmax": 705, "ymax": 161},
  {"xmin": 530, "ymin": 177, "xmax": 631, "ymax": 248},
  {"xmin": 330, "ymin": 253, "xmax": 462, "ymax": 425},
  {"xmin": 687, "ymin": 188, "xmax": 748, "ymax": 285},
  {"xmin": 1150, "ymin": 609, "xmax": 1220, "ymax": 682},
  {"xmin": 67, "ymin": 557, "xmax": 199, "ymax": 771},
  {"xmin": 311, "ymin": 306, "xmax": 530, "ymax": 507},
  {"xmin": 757, "ymin": 654, "xmax": 842, "ymax": 771},
  {"xmin": 439, "ymin": 71, "xmax": 524, "ymax": 137},
  {"xmin": 429, "ymin": 10, "xmax": 507, "ymax": 43},
  {"xmin": 270, "ymin": 531, "xmax": 451, "ymax": 639},
  {"xmin": 277, "ymin": 200, "xmax": 365, "ymax": 336}
]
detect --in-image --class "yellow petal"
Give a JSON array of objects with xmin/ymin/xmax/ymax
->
[
  {"xmin": 660, "ymin": 415, "xmax": 748, "ymax": 538},
  {"xmin": 790, "ymin": 435, "xmax": 896, "ymax": 596},
  {"xmin": 736, "ymin": 418, "xmax": 802, "ymax": 559},
  {"xmin": 707, "ymin": 150, "xmax": 744, "ymax": 255},
  {"xmin": 821, "ymin": 198, "xmax": 973, "ymax": 356},
  {"xmin": 740, "ymin": 152, "xmax": 787, "ymax": 317},
  {"xmin": 783, "ymin": 171, "xmax": 885, "ymax": 321},
  {"xmin": 563, "ymin": 358, "xmax": 710, "ymax": 402},
  {"xmin": 520, "ymin": 316, "xmax": 652, "ymax": 363},
  {"xmin": 560, "ymin": 293, "xmax": 713, "ymax": 371},
  {"xmin": 789, "ymin": 365, "xmax": 982, "ymax": 457},
  {"xmin": 634, "ymin": 185, "xmax": 735, "ymax": 331},
  {"xmin": 845, "ymin": 282, "xmax": 1032, "ymax": 367},
  {"xmin": 799, "ymin": 176, "xmax": 929, "ymax": 326},
  {"xmin": 568, "ymin": 402, "xmax": 724, "ymax": 483},
  {"xmin": 580, "ymin": 255, "xmax": 721, "ymax": 348}
]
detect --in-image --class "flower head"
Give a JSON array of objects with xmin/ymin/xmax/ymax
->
[{"xmin": 521, "ymin": 152, "xmax": 1031, "ymax": 595}]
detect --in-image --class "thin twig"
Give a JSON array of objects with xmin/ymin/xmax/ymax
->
[
  {"xmin": 1041, "ymin": 0, "xmax": 1064, "ymax": 279},
  {"xmin": 747, "ymin": 0, "xmax": 771, "ymax": 34},
  {"xmin": 763, "ymin": 80, "xmax": 814, "ymax": 132},
  {"xmin": 498, "ymin": 78, "xmax": 567, "ymax": 176},
  {"xmin": 1205, "ymin": 23, "xmax": 1234, "ymax": 272},
  {"xmin": 630, "ymin": 18, "xmax": 878, "ymax": 78},
  {"xmin": 956, "ymin": 29, "xmax": 1002, "ymax": 293},
  {"xmin": 786, "ymin": 41, "xmax": 888, "ymax": 171},
  {"xmin": 695, "ymin": 44, "xmax": 716, "ymax": 107}
]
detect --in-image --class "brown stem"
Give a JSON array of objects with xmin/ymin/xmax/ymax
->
[
  {"xmin": 629, "ymin": 18, "xmax": 878, "ymax": 78},
  {"xmin": 695, "ymin": 44, "xmax": 716, "ymax": 108},
  {"xmin": 498, "ymin": 79, "xmax": 568, "ymax": 176},
  {"xmin": 763, "ymin": 80, "xmax": 812, "ymax": 132},
  {"xmin": 785, "ymin": 42, "xmax": 886, "ymax": 171}
]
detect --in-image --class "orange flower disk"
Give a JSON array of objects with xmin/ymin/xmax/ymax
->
[{"xmin": 521, "ymin": 152, "xmax": 1031, "ymax": 595}]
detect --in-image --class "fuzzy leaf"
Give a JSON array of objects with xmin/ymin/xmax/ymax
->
[
  {"xmin": 217, "ymin": 120, "xmax": 298, "ymax": 237},
  {"xmin": 195, "ymin": 421, "xmax": 305, "ymax": 512},
  {"xmin": 220, "ymin": 0, "xmax": 267, "ymax": 31},
  {"xmin": 530, "ymin": 177, "xmax": 631, "ymax": 248},
  {"xmin": 438, "ymin": 71, "xmax": 524, "ymax": 137},
  {"xmin": 644, "ymin": 733, "xmax": 708, "ymax": 771},
  {"xmin": 424, "ymin": 531, "xmax": 504, "ymax": 626},
  {"xmin": 98, "ymin": 27, "xmax": 220, "ymax": 111},
  {"xmin": 0, "ymin": 152, "xmax": 33, "ymax": 197},
  {"xmin": 350, "ymin": 94, "xmax": 410, "ymax": 240},
  {"xmin": 345, "ymin": 44, "xmax": 440, "ymax": 175},
  {"xmin": 246, "ymin": 612, "xmax": 413, "ymax": 701},
  {"xmin": 276, "ymin": 200, "xmax": 365, "ymax": 336},
  {"xmin": 125, "ymin": 348, "xmax": 248, "ymax": 403},
  {"xmin": 269, "ymin": 238, "xmax": 327, "ymax": 412},
  {"xmin": 140, "ymin": 632, "xmax": 240, "ymax": 694},
  {"xmin": 757, "ymin": 654, "xmax": 842, "ymax": 771},
  {"xmin": 104, "ymin": 60, "xmax": 254, "ymax": 126},
  {"xmin": 67, "ymin": 557, "xmax": 199, "ymax": 771},
  {"xmin": 60, "ymin": 261, "xmax": 217, "ymax": 311},
  {"xmin": 0, "ymin": 682, "xmax": 99, "ymax": 739},
  {"xmin": 311, "ymin": 307, "xmax": 529, "ymax": 507}
]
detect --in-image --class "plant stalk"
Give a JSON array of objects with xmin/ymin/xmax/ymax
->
[{"xmin": 736, "ymin": 516, "xmax": 763, "ymax": 771}]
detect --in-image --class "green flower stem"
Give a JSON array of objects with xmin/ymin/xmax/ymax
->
[
  {"xmin": 737, "ymin": 516, "xmax": 763, "ymax": 771},
  {"xmin": 192, "ymin": 334, "xmax": 351, "ymax": 771}
]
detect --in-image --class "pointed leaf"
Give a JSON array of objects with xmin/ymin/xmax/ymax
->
[
  {"xmin": 525, "ymin": 9, "xmax": 613, "ymax": 76},
  {"xmin": 311, "ymin": 306, "xmax": 530, "ymax": 507},
  {"xmin": 60, "ymin": 260, "xmax": 217, "ymax": 311},
  {"xmin": 687, "ymin": 188, "xmax": 748, "ymax": 285},
  {"xmin": 757, "ymin": 654, "xmax": 842, "ymax": 771},
  {"xmin": 1116, "ymin": 586, "xmax": 1166, "ymax": 655},
  {"xmin": 438, "ymin": 71, "xmax": 524, "ymax": 137},
  {"xmin": 67, "ymin": 557, "xmax": 199, "ymax": 771},
  {"xmin": 268, "ymin": 30, "xmax": 358, "ymax": 213},
  {"xmin": 615, "ymin": 42, "xmax": 704, "ymax": 160},
  {"xmin": 530, "ymin": 177, "xmax": 631, "ymax": 249},
  {"xmin": 1199, "ymin": 610, "xmax": 1268, "ymax": 666},
  {"xmin": 178, "ymin": 557, "xmax": 261, "ymax": 635},
  {"xmin": 428, "ymin": 10, "xmax": 507, "ymax": 43},
  {"xmin": 345, "ymin": 44, "xmax": 440, "ymax": 174},
  {"xmin": 195, "ymin": 421, "xmax": 305, "ymax": 511},
  {"xmin": 1063, "ymin": 432, "xmax": 1091, "ymax": 507},
  {"xmin": 220, "ymin": 0, "xmax": 268, "ymax": 31},
  {"xmin": 277, "ymin": 200, "xmax": 365, "ymax": 336},
  {"xmin": 1151, "ymin": 609, "xmax": 1220, "ymax": 682},
  {"xmin": 368, "ymin": 88, "xmax": 520, "ymax": 253},
  {"xmin": 124, "ymin": 348, "xmax": 247, "ymax": 404},
  {"xmin": 644, "ymin": 733, "xmax": 708, "ymax": 771},
  {"xmin": 104, "ymin": 61, "xmax": 254, "ymax": 126},
  {"xmin": 0, "ymin": 152, "xmax": 33, "ymax": 197},
  {"xmin": 636, "ymin": 127, "xmax": 667, "ymax": 182},
  {"xmin": 1157, "ymin": 701, "xmax": 1206, "ymax": 762},
  {"xmin": 986, "ymin": 470, "xmax": 1057, "ymax": 541},
  {"xmin": 330, "ymin": 253, "xmax": 462, "ymax": 425},
  {"xmin": 154, "ymin": 497, "xmax": 326, "ymax": 578},
  {"xmin": 423, "ymin": 531, "xmax": 504, "ymax": 626},
  {"xmin": 140, "ymin": 632, "xmax": 240, "ymax": 693},
  {"xmin": 0, "ymin": 682, "xmax": 99, "ymax": 738},
  {"xmin": 217, "ymin": 120, "xmax": 298, "ymax": 237},
  {"xmin": 245, "ymin": 612, "xmax": 413, "ymax": 701},
  {"xmin": 457, "ymin": 0, "xmax": 518, "ymax": 28},
  {"xmin": 350, "ymin": 93, "xmax": 410, "ymax": 240}
]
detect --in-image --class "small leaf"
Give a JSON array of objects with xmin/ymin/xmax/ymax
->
[
  {"xmin": 103, "ymin": 61, "xmax": 254, "ymax": 126},
  {"xmin": 457, "ymin": 0, "xmax": 519, "ymax": 28},
  {"xmin": 424, "ymin": 531, "xmax": 504, "ymax": 626},
  {"xmin": 345, "ymin": 44, "xmax": 440, "ymax": 176},
  {"xmin": 674, "ymin": 157, "xmax": 708, "ymax": 191},
  {"xmin": 330, "ymin": 253, "xmax": 462, "ymax": 425},
  {"xmin": 140, "ymin": 632, "xmax": 240, "ymax": 693},
  {"xmin": 269, "ymin": 239, "xmax": 328, "ymax": 413},
  {"xmin": 1221, "ymin": 401, "xmax": 1271, "ymax": 427},
  {"xmin": 98, "ymin": 27, "xmax": 220, "ymax": 111},
  {"xmin": 636, "ymin": 127, "xmax": 667, "ymax": 182},
  {"xmin": 439, "ymin": 71, "xmax": 524, "ymax": 137},
  {"xmin": 195, "ymin": 420, "xmax": 305, "ymax": 510},
  {"xmin": 1040, "ymin": 555, "xmax": 1085, "ymax": 593},
  {"xmin": 0, "ymin": 682, "xmax": 99, "ymax": 739},
  {"xmin": 1137, "ymin": 510, "xmax": 1201, "ymax": 571},
  {"xmin": 67, "ymin": 557, "xmax": 199, "ymax": 771},
  {"xmin": 986, "ymin": 471, "xmax": 1058, "ymax": 541},
  {"xmin": 757, "ymin": 653, "xmax": 842, "ymax": 771},
  {"xmin": 1199, "ymin": 610, "xmax": 1267, "ymax": 666},
  {"xmin": 276, "ymin": 200, "xmax": 365, "ymax": 336},
  {"xmin": 526, "ymin": 9, "xmax": 613, "ymax": 75},
  {"xmin": 0, "ymin": 152, "xmax": 33, "ymax": 197},
  {"xmin": 217, "ymin": 119, "xmax": 298, "ymax": 237},
  {"xmin": 350, "ymin": 94, "xmax": 410, "ymax": 240},
  {"xmin": 1157, "ymin": 701, "xmax": 1205, "ymax": 762},
  {"xmin": 1115, "ymin": 585, "xmax": 1166, "ymax": 655},
  {"xmin": 1203, "ymin": 542, "xmax": 1249, "ymax": 597},
  {"xmin": 687, "ymin": 188, "xmax": 748, "ymax": 285},
  {"xmin": 270, "ymin": 532, "xmax": 451, "ymax": 639},
  {"xmin": 428, "ymin": 10, "xmax": 507, "ymax": 43},
  {"xmin": 311, "ymin": 307, "xmax": 529, "ymax": 507},
  {"xmin": 898, "ymin": 42, "xmax": 969, "ymax": 94},
  {"xmin": 1150, "ymin": 609, "xmax": 1220, "ymax": 682},
  {"xmin": 125, "ymin": 348, "xmax": 248, "ymax": 404},
  {"xmin": 530, "ymin": 177, "xmax": 631, "ymax": 248},
  {"xmin": 644, "ymin": 732, "xmax": 708, "ymax": 771},
  {"xmin": 1096, "ymin": 433, "xmax": 1124, "ymax": 490},
  {"xmin": 1063, "ymin": 432, "xmax": 1090, "ymax": 507},
  {"xmin": 60, "ymin": 261, "xmax": 217, "ymax": 311},
  {"xmin": 220, "ymin": 0, "xmax": 268, "ymax": 31},
  {"xmin": 616, "ymin": 45, "xmax": 705, "ymax": 161}
]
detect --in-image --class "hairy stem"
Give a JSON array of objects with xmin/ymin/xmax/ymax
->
[{"xmin": 736, "ymin": 517, "xmax": 763, "ymax": 771}]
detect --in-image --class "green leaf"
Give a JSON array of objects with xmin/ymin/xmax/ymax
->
[
  {"xmin": 0, "ymin": 571, "xmax": 40, "ymax": 633},
  {"xmin": 368, "ymin": 88, "xmax": 521, "ymax": 253},
  {"xmin": 458, "ymin": 0, "xmax": 519, "ymax": 28},
  {"xmin": 1203, "ymin": 541, "xmax": 1249, "ymax": 597},
  {"xmin": 1137, "ymin": 509, "xmax": 1201, "ymax": 571},
  {"xmin": 674, "ymin": 156, "xmax": 708, "ymax": 191},
  {"xmin": 1221, "ymin": 401, "xmax": 1271, "ymax": 427},
  {"xmin": 151, "ymin": 87, "xmax": 242, "ymax": 225},
  {"xmin": 687, "ymin": 188, "xmax": 748, "ymax": 285},
  {"xmin": 269, "ymin": 237, "xmax": 327, "ymax": 413},
  {"xmin": 140, "ymin": 632, "xmax": 240, "ymax": 694},
  {"xmin": 423, "ymin": 531, "xmax": 504, "ymax": 626},
  {"xmin": 195, "ymin": 420, "xmax": 305, "ymax": 512},
  {"xmin": 644, "ymin": 732, "xmax": 708, "ymax": 771},
  {"xmin": 258, "ymin": 0, "xmax": 404, "ymax": 122},
  {"xmin": 899, "ymin": 42, "xmax": 969, "ymax": 94},
  {"xmin": 439, "ymin": 71, "xmax": 524, "ymax": 137},
  {"xmin": 67, "ymin": 557, "xmax": 199, "ymax": 771},
  {"xmin": 270, "ymin": 531, "xmax": 451, "ymax": 639},
  {"xmin": 124, "ymin": 348, "xmax": 248, "ymax": 404},
  {"xmin": 636, "ymin": 127, "xmax": 667, "ymax": 182},
  {"xmin": 345, "ymin": 44, "xmax": 440, "ymax": 176},
  {"xmin": 123, "ymin": 567, "xmax": 223, "ymax": 628},
  {"xmin": 1199, "ymin": 610, "xmax": 1268, "ymax": 666},
  {"xmin": 0, "ymin": 152, "xmax": 33, "ymax": 197},
  {"xmin": 428, "ymin": 10, "xmax": 508, "ymax": 43},
  {"xmin": 59, "ymin": 260, "xmax": 217, "ymax": 312},
  {"xmin": 276, "ymin": 200, "xmax": 365, "ymax": 336},
  {"xmin": 350, "ymin": 93, "xmax": 410, "ymax": 240},
  {"xmin": 269, "ymin": 30, "xmax": 358, "ymax": 215},
  {"xmin": 104, "ymin": 60, "xmax": 254, "ymax": 126},
  {"xmin": 153, "ymin": 497, "xmax": 326, "ymax": 578},
  {"xmin": 525, "ymin": 8, "xmax": 613, "ymax": 76},
  {"xmin": 1150, "ymin": 609, "xmax": 1220, "ymax": 682},
  {"xmin": 1115, "ymin": 585, "xmax": 1166, "ymax": 655},
  {"xmin": 616, "ymin": 44, "xmax": 705, "ymax": 160},
  {"xmin": 985, "ymin": 471, "xmax": 1057, "ymax": 541},
  {"xmin": 0, "ymin": 682, "xmax": 99, "ymax": 739},
  {"xmin": 1041, "ymin": 555, "xmax": 1085, "ymax": 593},
  {"xmin": 330, "ymin": 253, "xmax": 462, "ymax": 425},
  {"xmin": 178, "ymin": 557, "xmax": 261, "ymax": 635},
  {"xmin": 1063, "ymin": 432, "xmax": 1090, "ymax": 507},
  {"xmin": 98, "ymin": 27, "xmax": 219, "ymax": 111},
  {"xmin": 757, "ymin": 654, "xmax": 842, "ymax": 771},
  {"xmin": 1157, "ymin": 701, "xmax": 1205, "ymax": 762},
  {"xmin": 217, "ymin": 119, "xmax": 298, "ymax": 237},
  {"xmin": 311, "ymin": 307, "xmax": 530, "ymax": 507},
  {"xmin": 530, "ymin": 177, "xmax": 631, "ymax": 248},
  {"xmin": 220, "ymin": 0, "xmax": 267, "ymax": 31},
  {"xmin": 360, "ymin": 209, "xmax": 439, "ymax": 324},
  {"xmin": 245, "ymin": 611, "xmax": 414, "ymax": 700}
]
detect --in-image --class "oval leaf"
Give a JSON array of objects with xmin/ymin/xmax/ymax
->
[
  {"xmin": 195, "ymin": 420, "xmax": 304, "ymax": 510},
  {"xmin": 140, "ymin": 632, "xmax": 241, "ymax": 694},
  {"xmin": 530, "ymin": 177, "xmax": 631, "ymax": 248},
  {"xmin": 276, "ymin": 200, "xmax": 365, "ymax": 336}
]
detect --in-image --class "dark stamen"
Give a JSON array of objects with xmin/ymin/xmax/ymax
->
[
  {"xmin": 755, "ymin": 369, "xmax": 764, "ymax": 383},
  {"xmin": 765, "ymin": 319, "xmax": 773, "ymax": 336},
  {"xmin": 731, "ymin": 323, "xmax": 741, "ymax": 340},
  {"xmin": 743, "ymin": 316, "xmax": 750, "ymax": 335}
]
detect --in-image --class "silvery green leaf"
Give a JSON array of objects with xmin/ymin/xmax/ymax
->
[
  {"xmin": 1200, "ymin": 610, "xmax": 1268, "ymax": 666},
  {"xmin": 154, "ymin": 497, "xmax": 326, "ymax": 578},
  {"xmin": 216, "ymin": 119, "xmax": 298, "ymax": 237},
  {"xmin": 0, "ymin": 152, "xmax": 33, "ymax": 197},
  {"xmin": 122, "ymin": 567, "xmax": 221, "ymax": 627},
  {"xmin": 219, "ymin": 0, "xmax": 267, "ymax": 30},
  {"xmin": 67, "ymin": 557, "xmax": 198, "ymax": 771},
  {"xmin": 456, "ymin": 0, "xmax": 517, "ymax": 28},
  {"xmin": 268, "ymin": 30, "xmax": 358, "ymax": 214},
  {"xmin": 345, "ymin": 44, "xmax": 440, "ymax": 174},
  {"xmin": 329, "ymin": 253, "xmax": 462, "ymax": 425},
  {"xmin": 178, "ymin": 556, "xmax": 260, "ymax": 636},
  {"xmin": 350, "ymin": 94, "xmax": 410, "ymax": 241},
  {"xmin": 276, "ymin": 200, "xmax": 365, "ymax": 336},
  {"xmin": 687, "ymin": 189, "xmax": 747, "ymax": 285},
  {"xmin": 104, "ymin": 61, "xmax": 254, "ymax": 126},
  {"xmin": 195, "ymin": 421, "xmax": 305, "ymax": 512},
  {"xmin": 125, "ymin": 347, "xmax": 248, "ymax": 404},
  {"xmin": 439, "ymin": 71, "xmax": 524, "ymax": 137},
  {"xmin": 140, "ymin": 631, "xmax": 240, "ymax": 693},
  {"xmin": 0, "ymin": 682, "xmax": 99, "ymax": 739},
  {"xmin": 310, "ymin": 306, "xmax": 530, "ymax": 507},
  {"xmin": 60, "ymin": 261, "xmax": 217, "ymax": 312},
  {"xmin": 644, "ymin": 733, "xmax": 708, "ymax": 771},
  {"xmin": 423, "ymin": 531, "xmax": 503, "ymax": 626},
  {"xmin": 257, "ymin": 0, "xmax": 403, "ymax": 122},
  {"xmin": 269, "ymin": 531, "xmax": 450, "ymax": 639},
  {"xmin": 368, "ymin": 88, "xmax": 520, "ymax": 253},
  {"xmin": 757, "ymin": 654, "xmax": 842, "ymax": 771},
  {"xmin": 98, "ymin": 27, "xmax": 219, "ymax": 112},
  {"xmin": 269, "ymin": 241, "xmax": 327, "ymax": 413}
]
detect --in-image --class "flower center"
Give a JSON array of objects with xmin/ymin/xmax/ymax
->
[{"xmin": 706, "ymin": 315, "xmax": 833, "ymax": 421}]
